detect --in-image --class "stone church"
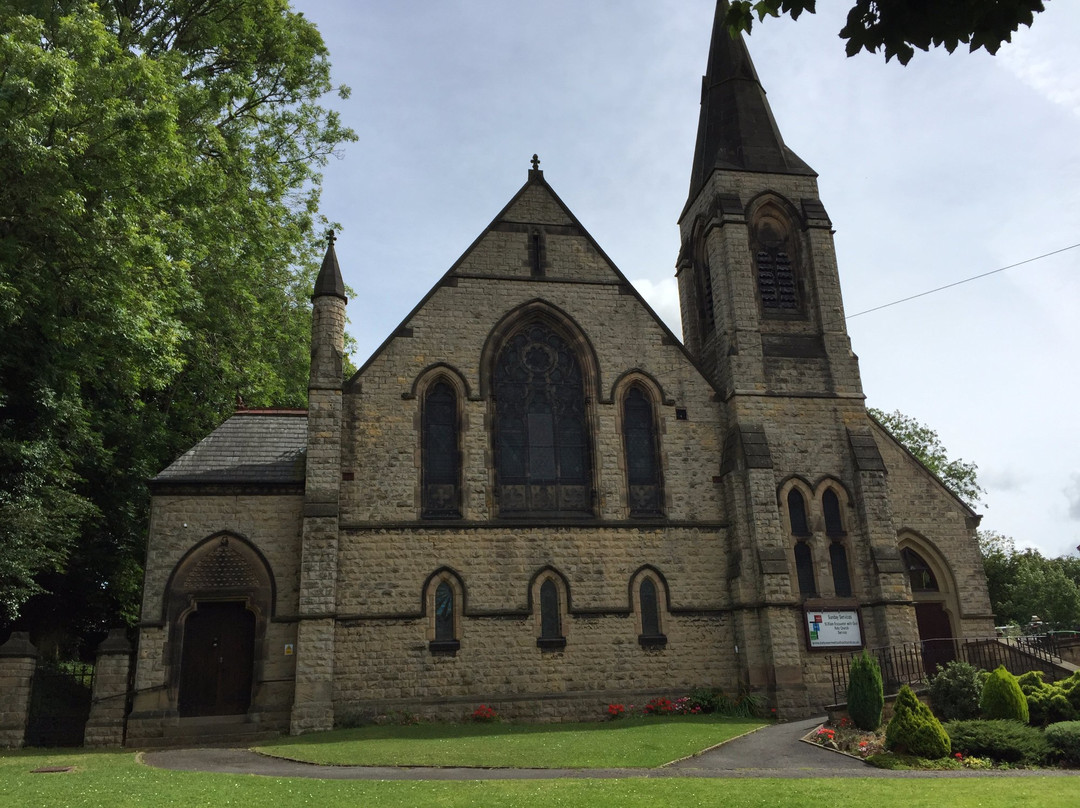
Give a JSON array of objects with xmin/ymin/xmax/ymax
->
[{"xmin": 128, "ymin": 3, "xmax": 993, "ymax": 743}]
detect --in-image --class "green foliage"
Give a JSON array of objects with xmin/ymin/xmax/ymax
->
[
  {"xmin": 1018, "ymin": 671, "xmax": 1080, "ymax": 726},
  {"xmin": 869, "ymin": 409, "xmax": 982, "ymax": 508},
  {"xmin": 945, "ymin": 719, "xmax": 1050, "ymax": 765},
  {"xmin": 980, "ymin": 666, "xmax": 1029, "ymax": 723},
  {"xmin": 846, "ymin": 651, "xmax": 884, "ymax": 731},
  {"xmin": 978, "ymin": 533, "xmax": 1080, "ymax": 629},
  {"xmin": 928, "ymin": 661, "xmax": 987, "ymax": 722},
  {"xmin": 0, "ymin": 0, "xmax": 355, "ymax": 643},
  {"xmin": 1044, "ymin": 721, "xmax": 1080, "ymax": 765},
  {"xmin": 885, "ymin": 684, "xmax": 951, "ymax": 759},
  {"xmin": 725, "ymin": 1, "xmax": 1046, "ymax": 65}
]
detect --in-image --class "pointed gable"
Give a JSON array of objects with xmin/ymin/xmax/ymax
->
[{"xmin": 447, "ymin": 166, "xmax": 625, "ymax": 285}]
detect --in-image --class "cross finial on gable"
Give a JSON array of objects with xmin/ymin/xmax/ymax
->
[
  {"xmin": 327, "ymin": 229, "xmax": 337, "ymax": 247},
  {"xmin": 531, "ymin": 154, "xmax": 540, "ymax": 171}
]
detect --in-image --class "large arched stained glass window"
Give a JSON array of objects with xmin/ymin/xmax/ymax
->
[
  {"xmin": 422, "ymin": 381, "xmax": 460, "ymax": 517},
  {"xmin": 493, "ymin": 322, "xmax": 592, "ymax": 516},
  {"xmin": 623, "ymin": 386, "xmax": 663, "ymax": 516}
]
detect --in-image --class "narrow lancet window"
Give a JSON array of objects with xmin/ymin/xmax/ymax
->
[
  {"xmin": 787, "ymin": 489, "xmax": 810, "ymax": 536},
  {"xmin": 823, "ymin": 489, "xmax": 844, "ymax": 536},
  {"xmin": 638, "ymin": 577, "xmax": 666, "ymax": 647},
  {"xmin": 830, "ymin": 542, "xmax": 852, "ymax": 598},
  {"xmin": 795, "ymin": 541, "xmax": 817, "ymax": 598},
  {"xmin": 623, "ymin": 386, "xmax": 663, "ymax": 516},
  {"xmin": 422, "ymin": 381, "xmax": 460, "ymax": 518}
]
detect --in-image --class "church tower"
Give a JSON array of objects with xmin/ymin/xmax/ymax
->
[
  {"xmin": 292, "ymin": 233, "xmax": 347, "ymax": 734},
  {"xmin": 680, "ymin": 2, "xmax": 919, "ymax": 712}
]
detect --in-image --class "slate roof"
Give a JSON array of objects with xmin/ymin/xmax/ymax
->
[
  {"xmin": 686, "ymin": 1, "xmax": 815, "ymax": 211},
  {"xmin": 153, "ymin": 410, "xmax": 307, "ymax": 486}
]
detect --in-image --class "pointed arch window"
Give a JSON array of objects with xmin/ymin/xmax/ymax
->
[
  {"xmin": 830, "ymin": 542, "xmax": 852, "ymax": 598},
  {"xmin": 423, "ymin": 381, "xmax": 460, "ymax": 518},
  {"xmin": 903, "ymin": 548, "xmax": 940, "ymax": 593},
  {"xmin": 787, "ymin": 489, "xmax": 810, "ymax": 536},
  {"xmin": 794, "ymin": 541, "xmax": 817, "ymax": 598},
  {"xmin": 822, "ymin": 489, "xmax": 844, "ymax": 536},
  {"xmin": 638, "ymin": 577, "xmax": 667, "ymax": 647},
  {"xmin": 429, "ymin": 577, "xmax": 461, "ymax": 655},
  {"xmin": 623, "ymin": 385, "xmax": 663, "ymax": 516},
  {"xmin": 751, "ymin": 212, "xmax": 800, "ymax": 313},
  {"xmin": 493, "ymin": 322, "xmax": 592, "ymax": 516},
  {"xmin": 536, "ymin": 578, "xmax": 566, "ymax": 650}
]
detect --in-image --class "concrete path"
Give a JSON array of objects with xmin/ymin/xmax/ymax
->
[{"xmin": 140, "ymin": 716, "xmax": 1080, "ymax": 780}]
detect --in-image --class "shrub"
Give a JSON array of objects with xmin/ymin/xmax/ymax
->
[
  {"xmin": 928, "ymin": 661, "xmax": 986, "ymax": 722},
  {"xmin": 846, "ymin": 651, "xmax": 884, "ymax": 731},
  {"xmin": 945, "ymin": 719, "xmax": 1050, "ymax": 765},
  {"xmin": 642, "ymin": 697, "xmax": 676, "ymax": 715},
  {"xmin": 885, "ymin": 684, "xmax": 951, "ymax": 759},
  {"xmin": 1045, "ymin": 720, "xmax": 1080, "ymax": 765},
  {"xmin": 471, "ymin": 704, "xmax": 498, "ymax": 722},
  {"xmin": 686, "ymin": 687, "xmax": 721, "ymax": 714},
  {"xmin": 980, "ymin": 666, "xmax": 1029, "ymax": 723}
]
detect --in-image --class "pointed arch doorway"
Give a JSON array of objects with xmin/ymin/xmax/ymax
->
[
  {"xmin": 164, "ymin": 533, "xmax": 275, "ymax": 719},
  {"xmin": 178, "ymin": 601, "xmax": 256, "ymax": 716}
]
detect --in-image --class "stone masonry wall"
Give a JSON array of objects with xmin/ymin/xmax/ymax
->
[{"xmin": 129, "ymin": 493, "xmax": 302, "ymax": 733}]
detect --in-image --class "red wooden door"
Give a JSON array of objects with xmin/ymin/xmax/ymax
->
[
  {"xmin": 915, "ymin": 602, "xmax": 955, "ymax": 677},
  {"xmin": 178, "ymin": 602, "xmax": 256, "ymax": 717}
]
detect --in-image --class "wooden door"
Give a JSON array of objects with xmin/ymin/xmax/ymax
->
[
  {"xmin": 178, "ymin": 602, "xmax": 256, "ymax": 717},
  {"xmin": 915, "ymin": 602, "xmax": 955, "ymax": 678}
]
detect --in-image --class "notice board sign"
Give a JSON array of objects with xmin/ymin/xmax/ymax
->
[{"xmin": 805, "ymin": 609, "xmax": 862, "ymax": 649}]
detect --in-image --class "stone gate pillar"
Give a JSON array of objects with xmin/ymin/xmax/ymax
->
[
  {"xmin": 84, "ymin": 629, "xmax": 132, "ymax": 748},
  {"xmin": 0, "ymin": 632, "xmax": 38, "ymax": 748}
]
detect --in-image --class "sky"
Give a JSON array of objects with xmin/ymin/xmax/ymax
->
[{"xmin": 290, "ymin": 1, "xmax": 1080, "ymax": 559}]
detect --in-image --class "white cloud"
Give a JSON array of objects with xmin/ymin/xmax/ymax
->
[
  {"xmin": 998, "ymin": 8, "xmax": 1080, "ymax": 118},
  {"xmin": 629, "ymin": 277, "xmax": 682, "ymax": 339},
  {"xmin": 1067, "ymin": 475, "xmax": 1080, "ymax": 522}
]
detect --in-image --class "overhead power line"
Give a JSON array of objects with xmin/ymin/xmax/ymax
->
[{"xmin": 845, "ymin": 242, "xmax": 1080, "ymax": 320}]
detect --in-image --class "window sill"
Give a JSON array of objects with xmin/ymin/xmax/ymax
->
[
  {"xmin": 638, "ymin": 634, "xmax": 667, "ymax": 649},
  {"xmin": 536, "ymin": 637, "xmax": 567, "ymax": 651},
  {"xmin": 428, "ymin": 639, "xmax": 460, "ymax": 656}
]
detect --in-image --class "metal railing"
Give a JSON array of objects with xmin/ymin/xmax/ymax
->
[{"xmin": 828, "ymin": 634, "xmax": 1071, "ymax": 705}]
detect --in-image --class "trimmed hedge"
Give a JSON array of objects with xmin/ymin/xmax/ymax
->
[
  {"xmin": 847, "ymin": 651, "xmax": 884, "ymax": 731},
  {"xmin": 980, "ymin": 666, "xmax": 1029, "ymax": 723},
  {"xmin": 1019, "ymin": 670, "xmax": 1080, "ymax": 726},
  {"xmin": 928, "ymin": 661, "xmax": 986, "ymax": 722},
  {"xmin": 885, "ymin": 684, "xmax": 951, "ymax": 759},
  {"xmin": 945, "ymin": 719, "xmax": 1050, "ymax": 765},
  {"xmin": 1045, "ymin": 720, "xmax": 1080, "ymax": 765}
]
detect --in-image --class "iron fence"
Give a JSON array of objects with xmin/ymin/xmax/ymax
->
[{"xmin": 828, "ymin": 634, "xmax": 1070, "ymax": 704}]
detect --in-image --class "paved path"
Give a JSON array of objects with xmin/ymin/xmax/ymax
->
[{"xmin": 141, "ymin": 716, "xmax": 1080, "ymax": 780}]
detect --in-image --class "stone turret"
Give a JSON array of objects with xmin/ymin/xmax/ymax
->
[{"xmin": 292, "ymin": 232, "xmax": 347, "ymax": 735}]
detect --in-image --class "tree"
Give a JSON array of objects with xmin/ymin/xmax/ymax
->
[
  {"xmin": 724, "ymin": 1, "xmax": 1046, "ymax": 65},
  {"xmin": 0, "ymin": 0, "xmax": 354, "ymax": 653},
  {"xmin": 869, "ymin": 408, "xmax": 983, "ymax": 509},
  {"xmin": 978, "ymin": 532, "xmax": 1080, "ymax": 630}
]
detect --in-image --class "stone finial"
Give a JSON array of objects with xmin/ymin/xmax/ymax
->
[
  {"xmin": 531, "ymin": 154, "xmax": 540, "ymax": 171},
  {"xmin": 327, "ymin": 229, "xmax": 336, "ymax": 247}
]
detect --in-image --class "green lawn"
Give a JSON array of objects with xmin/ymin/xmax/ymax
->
[
  {"xmin": 256, "ymin": 715, "xmax": 764, "ymax": 768},
  {"xmin": 1, "ymin": 749, "xmax": 1078, "ymax": 808}
]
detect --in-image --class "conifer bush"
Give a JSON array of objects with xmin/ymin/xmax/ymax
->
[
  {"xmin": 1045, "ymin": 720, "xmax": 1080, "ymax": 765},
  {"xmin": 846, "ymin": 651, "xmax": 884, "ymax": 731},
  {"xmin": 885, "ymin": 684, "xmax": 951, "ymax": 759},
  {"xmin": 980, "ymin": 666, "xmax": 1029, "ymax": 724},
  {"xmin": 928, "ymin": 661, "xmax": 986, "ymax": 721},
  {"xmin": 946, "ymin": 719, "xmax": 1050, "ymax": 765}
]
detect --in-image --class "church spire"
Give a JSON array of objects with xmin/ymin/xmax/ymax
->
[
  {"xmin": 313, "ymin": 230, "xmax": 347, "ymax": 301},
  {"xmin": 686, "ymin": 1, "xmax": 814, "ymax": 208}
]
